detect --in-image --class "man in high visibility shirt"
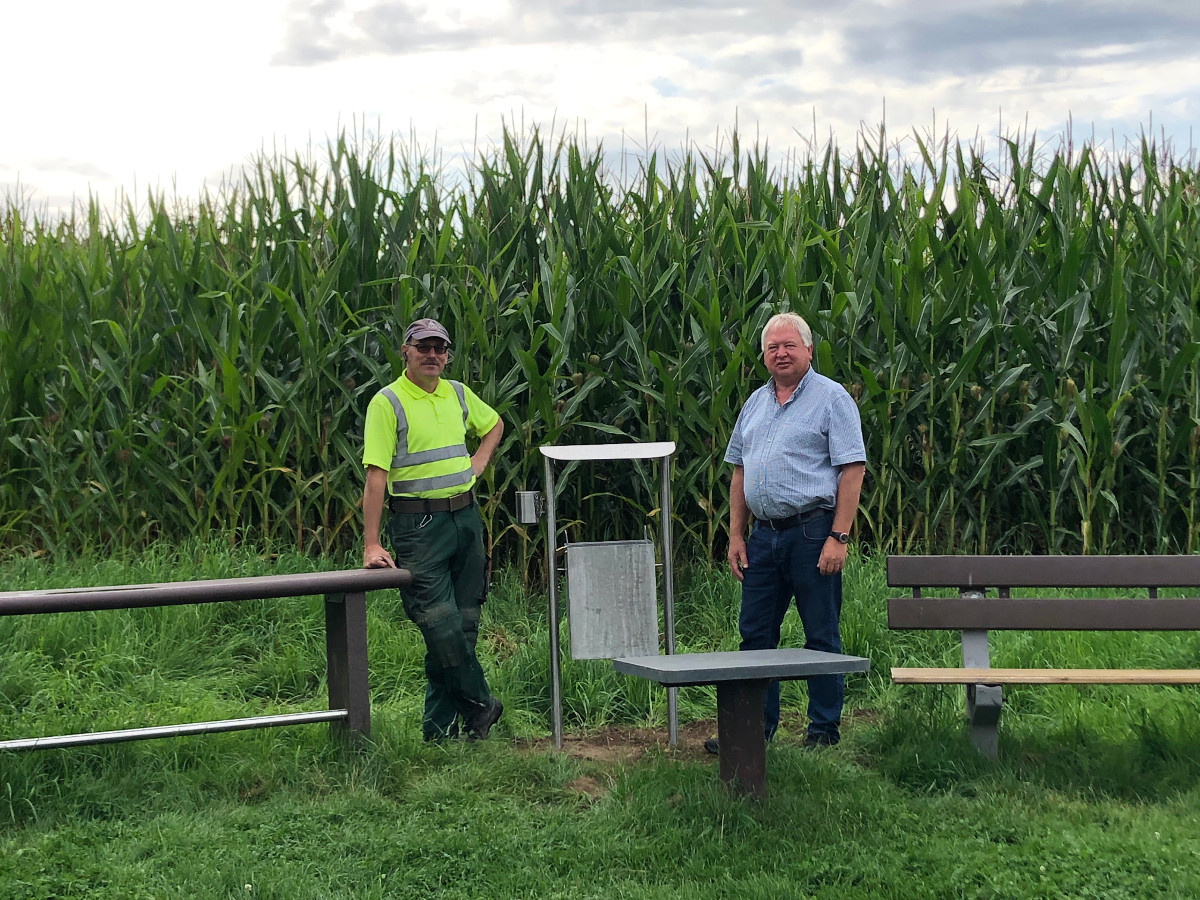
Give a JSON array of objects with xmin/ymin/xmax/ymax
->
[{"xmin": 362, "ymin": 317, "xmax": 505, "ymax": 742}]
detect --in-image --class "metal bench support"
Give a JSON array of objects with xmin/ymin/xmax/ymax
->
[{"xmin": 960, "ymin": 590, "xmax": 1001, "ymax": 759}]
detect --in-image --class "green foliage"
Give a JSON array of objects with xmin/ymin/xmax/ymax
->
[{"xmin": 3, "ymin": 125, "xmax": 1200, "ymax": 563}]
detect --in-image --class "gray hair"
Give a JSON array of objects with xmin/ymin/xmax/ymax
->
[{"xmin": 761, "ymin": 313, "xmax": 813, "ymax": 352}]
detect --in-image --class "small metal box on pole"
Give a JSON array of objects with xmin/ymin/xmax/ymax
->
[{"xmin": 517, "ymin": 442, "xmax": 678, "ymax": 749}]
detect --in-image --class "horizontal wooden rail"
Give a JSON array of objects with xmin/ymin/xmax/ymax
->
[
  {"xmin": 888, "ymin": 597, "xmax": 1200, "ymax": 630},
  {"xmin": 892, "ymin": 667, "xmax": 1200, "ymax": 685},
  {"xmin": 887, "ymin": 555, "xmax": 1200, "ymax": 590}
]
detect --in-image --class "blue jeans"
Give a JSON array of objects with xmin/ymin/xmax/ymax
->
[{"xmin": 738, "ymin": 510, "xmax": 843, "ymax": 741}]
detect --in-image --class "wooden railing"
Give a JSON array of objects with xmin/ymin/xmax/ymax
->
[{"xmin": 0, "ymin": 568, "xmax": 409, "ymax": 751}]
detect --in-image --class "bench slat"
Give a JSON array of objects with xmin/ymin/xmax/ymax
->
[
  {"xmin": 614, "ymin": 648, "xmax": 870, "ymax": 686},
  {"xmin": 887, "ymin": 555, "xmax": 1200, "ymax": 589},
  {"xmin": 892, "ymin": 667, "xmax": 1200, "ymax": 685},
  {"xmin": 888, "ymin": 597, "xmax": 1200, "ymax": 630}
]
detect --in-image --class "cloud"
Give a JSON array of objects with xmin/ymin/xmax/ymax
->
[
  {"xmin": 273, "ymin": 0, "xmax": 831, "ymax": 65},
  {"xmin": 0, "ymin": 182, "xmax": 88, "ymax": 218},
  {"xmin": 266, "ymin": 0, "xmax": 1200, "ymax": 157},
  {"xmin": 845, "ymin": 0, "xmax": 1200, "ymax": 80},
  {"xmin": 25, "ymin": 158, "xmax": 114, "ymax": 179}
]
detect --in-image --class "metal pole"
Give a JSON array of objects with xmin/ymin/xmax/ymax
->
[
  {"xmin": 0, "ymin": 710, "xmax": 349, "ymax": 752},
  {"xmin": 0, "ymin": 568, "xmax": 410, "ymax": 616},
  {"xmin": 660, "ymin": 455, "xmax": 678, "ymax": 747},
  {"xmin": 545, "ymin": 454, "xmax": 563, "ymax": 749}
]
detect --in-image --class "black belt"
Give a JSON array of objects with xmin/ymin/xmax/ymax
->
[
  {"xmin": 389, "ymin": 491, "xmax": 474, "ymax": 515},
  {"xmin": 756, "ymin": 506, "xmax": 833, "ymax": 531}
]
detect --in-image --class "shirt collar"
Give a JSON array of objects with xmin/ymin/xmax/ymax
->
[
  {"xmin": 769, "ymin": 366, "xmax": 812, "ymax": 406},
  {"xmin": 398, "ymin": 373, "xmax": 451, "ymax": 398}
]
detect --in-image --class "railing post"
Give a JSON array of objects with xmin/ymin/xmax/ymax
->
[{"xmin": 325, "ymin": 590, "xmax": 370, "ymax": 743}]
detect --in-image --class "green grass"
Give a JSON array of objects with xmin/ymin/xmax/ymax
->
[{"xmin": 3, "ymin": 541, "xmax": 1200, "ymax": 898}]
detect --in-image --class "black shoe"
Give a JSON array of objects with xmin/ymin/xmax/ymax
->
[
  {"xmin": 705, "ymin": 731, "xmax": 775, "ymax": 754},
  {"xmin": 802, "ymin": 732, "xmax": 839, "ymax": 749},
  {"xmin": 466, "ymin": 696, "xmax": 503, "ymax": 740}
]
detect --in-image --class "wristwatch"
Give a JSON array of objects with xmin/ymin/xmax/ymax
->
[{"xmin": 829, "ymin": 531, "xmax": 850, "ymax": 544}]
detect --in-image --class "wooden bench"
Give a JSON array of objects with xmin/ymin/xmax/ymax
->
[
  {"xmin": 0, "ymin": 568, "xmax": 410, "ymax": 751},
  {"xmin": 613, "ymin": 648, "xmax": 870, "ymax": 798},
  {"xmin": 887, "ymin": 555, "xmax": 1200, "ymax": 757}
]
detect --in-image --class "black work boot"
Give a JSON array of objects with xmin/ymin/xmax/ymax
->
[
  {"xmin": 802, "ymin": 731, "xmax": 839, "ymax": 749},
  {"xmin": 466, "ymin": 696, "xmax": 503, "ymax": 740}
]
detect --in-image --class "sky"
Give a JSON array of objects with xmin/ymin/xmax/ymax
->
[{"xmin": 5, "ymin": 0, "xmax": 1200, "ymax": 220}]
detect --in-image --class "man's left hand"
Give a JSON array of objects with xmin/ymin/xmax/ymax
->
[{"xmin": 817, "ymin": 539, "xmax": 848, "ymax": 576}]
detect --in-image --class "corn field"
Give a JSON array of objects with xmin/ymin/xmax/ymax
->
[{"xmin": 2, "ymin": 126, "xmax": 1199, "ymax": 565}]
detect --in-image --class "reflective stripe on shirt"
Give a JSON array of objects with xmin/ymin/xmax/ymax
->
[
  {"xmin": 361, "ymin": 374, "xmax": 498, "ymax": 500},
  {"xmin": 379, "ymin": 384, "xmax": 469, "ymax": 468}
]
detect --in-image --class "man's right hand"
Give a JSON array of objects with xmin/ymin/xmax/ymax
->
[
  {"xmin": 727, "ymin": 536, "xmax": 748, "ymax": 582},
  {"xmin": 364, "ymin": 543, "xmax": 395, "ymax": 569}
]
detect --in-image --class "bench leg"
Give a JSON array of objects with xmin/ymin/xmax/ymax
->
[
  {"xmin": 966, "ymin": 684, "xmax": 1002, "ymax": 759},
  {"xmin": 961, "ymin": 626, "xmax": 1001, "ymax": 759},
  {"xmin": 326, "ymin": 591, "xmax": 370, "ymax": 745},
  {"xmin": 716, "ymin": 679, "xmax": 768, "ymax": 800}
]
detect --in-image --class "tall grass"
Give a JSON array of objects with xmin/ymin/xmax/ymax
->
[
  {"xmin": 5, "ymin": 546, "xmax": 1200, "ymax": 899},
  {"xmin": 3, "ymin": 125, "xmax": 1199, "ymax": 563}
]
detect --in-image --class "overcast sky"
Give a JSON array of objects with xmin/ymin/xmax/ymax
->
[{"xmin": 5, "ymin": 0, "xmax": 1200, "ymax": 219}]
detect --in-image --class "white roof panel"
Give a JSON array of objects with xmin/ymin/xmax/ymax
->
[{"xmin": 539, "ymin": 442, "xmax": 676, "ymax": 461}]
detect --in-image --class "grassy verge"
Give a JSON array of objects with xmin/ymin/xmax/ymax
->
[{"xmin": 2, "ymin": 541, "xmax": 1200, "ymax": 898}]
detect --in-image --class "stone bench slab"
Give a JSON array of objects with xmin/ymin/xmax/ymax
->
[{"xmin": 613, "ymin": 648, "xmax": 870, "ymax": 686}]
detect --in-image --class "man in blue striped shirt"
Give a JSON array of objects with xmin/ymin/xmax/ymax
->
[{"xmin": 709, "ymin": 312, "xmax": 866, "ymax": 752}]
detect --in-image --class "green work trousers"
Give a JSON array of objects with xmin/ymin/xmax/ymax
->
[{"xmin": 387, "ymin": 505, "xmax": 492, "ymax": 741}]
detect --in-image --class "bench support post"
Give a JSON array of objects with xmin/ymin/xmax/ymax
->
[
  {"xmin": 326, "ymin": 591, "xmax": 370, "ymax": 744},
  {"xmin": 716, "ymin": 679, "xmax": 768, "ymax": 800},
  {"xmin": 960, "ymin": 589, "xmax": 1001, "ymax": 758},
  {"xmin": 965, "ymin": 683, "xmax": 1001, "ymax": 758}
]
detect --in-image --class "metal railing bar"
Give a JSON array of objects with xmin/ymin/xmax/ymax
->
[
  {"xmin": 0, "ymin": 568, "xmax": 410, "ymax": 616},
  {"xmin": 0, "ymin": 709, "xmax": 349, "ymax": 752}
]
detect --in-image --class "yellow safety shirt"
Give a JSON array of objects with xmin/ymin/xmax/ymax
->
[{"xmin": 362, "ymin": 373, "xmax": 500, "ymax": 498}]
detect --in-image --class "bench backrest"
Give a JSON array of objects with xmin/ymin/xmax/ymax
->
[
  {"xmin": 887, "ymin": 555, "xmax": 1200, "ymax": 591},
  {"xmin": 887, "ymin": 555, "xmax": 1200, "ymax": 632}
]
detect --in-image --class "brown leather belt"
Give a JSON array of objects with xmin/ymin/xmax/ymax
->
[{"xmin": 388, "ymin": 491, "xmax": 474, "ymax": 515}]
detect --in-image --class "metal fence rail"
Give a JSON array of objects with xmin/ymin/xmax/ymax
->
[{"xmin": 1, "ymin": 568, "xmax": 410, "ymax": 752}]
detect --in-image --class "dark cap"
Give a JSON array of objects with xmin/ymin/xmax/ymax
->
[{"xmin": 404, "ymin": 317, "xmax": 451, "ymax": 345}]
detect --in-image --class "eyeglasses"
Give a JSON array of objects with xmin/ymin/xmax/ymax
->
[{"xmin": 409, "ymin": 341, "xmax": 449, "ymax": 356}]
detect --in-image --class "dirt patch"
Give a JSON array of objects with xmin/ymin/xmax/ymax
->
[
  {"xmin": 516, "ymin": 709, "xmax": 877, "ymax": 764},
  {"xmin": 516, "ymin": 719, "xmax": 720, "ymax": 764}
]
